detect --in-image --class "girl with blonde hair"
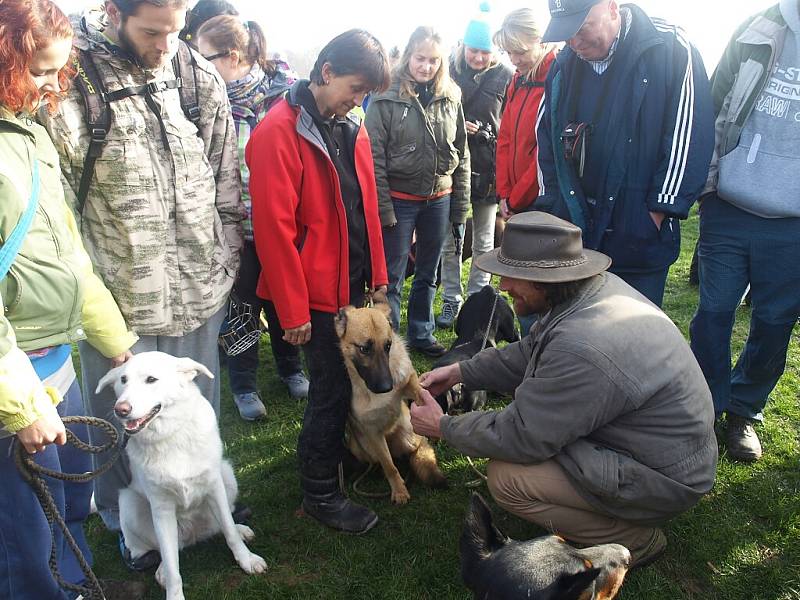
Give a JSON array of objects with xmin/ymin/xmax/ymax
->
[{"xmin": 366, "ymin": 26, "xmax": 470, "ymax": 356}]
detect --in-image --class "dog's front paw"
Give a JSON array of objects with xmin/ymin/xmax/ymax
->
[
  {"xmin": 391, "ymin": 485, "xmax": 411, "ymax": 505},
  {"xmin": 239, "ymin": 552, "xmax": 268, "ymax": 575}
]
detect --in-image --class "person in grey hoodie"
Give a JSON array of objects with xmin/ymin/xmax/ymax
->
[
  {"xmin": 690, "ymin": 0, "xmax": 800, "ymax": 462},
  {"xmin": 411, "ymin": 212, "xmax": 717, "ymax": 569}
]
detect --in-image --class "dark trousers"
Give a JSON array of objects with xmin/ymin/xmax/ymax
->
[
  {"xmin": 297, "ymin": 286, "xmax": 364, "ymax": 475},
  {"xmin": 690, "ymin": 194, "xmax": 800, "ymax": 419},
  {"xmin": 0, "ymin": 380, "xmax": 91, "ymax": 600},
  {"xmin": 228, "ymin": 241, "xmax": 303, "ymax": 395}
]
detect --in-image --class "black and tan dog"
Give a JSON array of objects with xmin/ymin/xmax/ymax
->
[
  {"xmin": 433, "ymin": 285, "xmax": 519, "ymax": 413},
  {"xmin": 461, "ymin": 494, "xmax": 630, "ymax": 600},
  {"xmin": 335, "ymin": 303, "xmax": 447, "ymax": 504}
]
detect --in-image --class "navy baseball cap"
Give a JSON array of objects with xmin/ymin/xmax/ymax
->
[{"xmin": 542, "ymin": 0, "xmax": 600, "ymax": 43}]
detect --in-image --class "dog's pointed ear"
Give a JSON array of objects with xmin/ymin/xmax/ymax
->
[
  {"xmin": 335, "ymin": 306, "xmax": 353, "ymax": 338},
  {"xmin": 175, "ymin": 357, "xmax": 214, "ymax": 381},
  {"xmin": 372, "ymin": 301, "xmax": 391, "ymax": 320},
  {"xmin": 96, "ymin": 364, "xmax": 124, "ymax": 394},
  {"xmin": 555, "ymin": 568, "xmax": 602, "ymax": 600},
  {"xmin": 463, "ymin": 493, "xmax": 509, "ymax": 554}
]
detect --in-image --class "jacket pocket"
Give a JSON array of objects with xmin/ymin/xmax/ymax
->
[{"xmin": 386, "ymin": 141, "xmax": 419, "ymax": 178}]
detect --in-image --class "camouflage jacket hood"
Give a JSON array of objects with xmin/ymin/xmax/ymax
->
[{"xmin": 41, "ymin": 12, "xmax": 244, "ymax": 336}]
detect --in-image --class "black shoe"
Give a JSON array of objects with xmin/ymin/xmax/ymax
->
[
  {"xmin": 725, "ymin": 414, "xmax": 762, "ymax": 461},
  {"xmin": 232, "ymin": 502, "xmax": 253, "ymax": 524},
  {"xmin": 412, "ymin": 341, "xmax": 447, "ymax": 358},
  {"xmin": 118, "ymin": 532, "xmax": 161, "ymax": 572},
  {"xmin": 301, "ymin": 472, "xmax": 378, "ymax": 534}
]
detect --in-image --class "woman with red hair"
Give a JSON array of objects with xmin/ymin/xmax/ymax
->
[{"xmin": 0, "ymin": 1, "xmax": 137, "ymax": 598}]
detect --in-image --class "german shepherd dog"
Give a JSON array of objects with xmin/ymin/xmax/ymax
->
[
  {"xmin": 461, "ymin": 494, "xmax": 630, "ymax": 600},
  {"xmin": 335, "ymin": 303, "xmax": 447, "ymax": 504}
]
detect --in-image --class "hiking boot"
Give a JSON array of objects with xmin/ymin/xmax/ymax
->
[
  {"xmin": 281, "ymin": 372, "xmax": 310, "ymax": 399},
  {"xmin": 301, "ymin": 471, "xmax": 378, "ymax": 534},
  {"xmin": 630, "ymin": 528, "xmax": 667, "ymax": 569},
  {"xmin": 725, "ymin": 414, "xmax": 762, "ymax": 461},
  {"xmin": 435, "ymin": 301, "xmax": 461, "ymax": 328},
  {"xmin": 99, "ymin": 579, "xmax": 148, "ymax": 600},
  {"xmin": 412, "ymin": 341, "xmax": 447, "ymax": 358},
  {"xmin": 233, "ymin": 392, "xmax": 267, "ymax": 421},
  {"xmin": 119, "ymin": 532, "xmax": 161, "ymax": 572}
]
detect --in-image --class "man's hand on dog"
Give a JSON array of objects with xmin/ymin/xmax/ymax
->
[
  {"xmin": 418, "ymin": 363, "xmax": 462, "ymax": 397},
  {"xmin": 284, "ymin": 322, "xmax": 312, "ymax": 345},
  {"xmin": 411, "ymin": 389, "xmax": 445, "ymax": 440},
  {"xmin": 17, "ymin": 414, "xmax": 67, "ymax": 454}
]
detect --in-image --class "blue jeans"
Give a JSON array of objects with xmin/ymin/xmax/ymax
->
[
  {"xmin": 0, "ymin": 380, "xmax": 91, "ymax": 600},
  {"xmin": 690, "ymin": 194, "xmax": 800, "ymax": 419},
  {"xmin": 383, "ymin": 196, "xmax": 451, "ymax": 347}
]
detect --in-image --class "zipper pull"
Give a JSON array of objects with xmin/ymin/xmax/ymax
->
[{"xmin": 401, "ymin": 106, "xmax": 408, "ymax": 121}]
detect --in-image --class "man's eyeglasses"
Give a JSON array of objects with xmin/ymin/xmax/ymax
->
[{"xmin": 203, "ymin": 51, "xmax": 230, "ymax": 62}]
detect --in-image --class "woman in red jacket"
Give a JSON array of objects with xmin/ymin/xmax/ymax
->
[
  {"xmin": 247, "ymin": 30, "xmax": 390, "ymax": 535},
  {"xmin": 494, "ymin": 8, "xmax": 557, "ymax": 218}
]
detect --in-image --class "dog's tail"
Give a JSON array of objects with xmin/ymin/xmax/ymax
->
[{"xmin": 409, "ymin": 437, "xmax": 448, "ymax": 488}]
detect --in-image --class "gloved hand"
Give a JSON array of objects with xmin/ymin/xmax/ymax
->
[{"xmin": 452, "ymin": 223, "xmax": 465, "ymax": 257}]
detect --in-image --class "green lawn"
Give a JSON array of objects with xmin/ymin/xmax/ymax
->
[{"xmin": 86, "ymin": 211, "xmax": 800, "ymax": 599}]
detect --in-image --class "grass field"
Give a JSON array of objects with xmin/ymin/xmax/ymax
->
[{"xmin": 86, "ymin": 211, "xmax": 800, "ymax": 599}]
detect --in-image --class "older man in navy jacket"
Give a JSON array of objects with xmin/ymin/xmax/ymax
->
[{"xmin": 534, "ymin": 0, "xmax": 714, "ymax": 306}]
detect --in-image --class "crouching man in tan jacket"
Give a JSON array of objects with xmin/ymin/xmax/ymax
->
[{"xmin": 411, "ymin": 212, "xmax": 717, "ymax": 568}]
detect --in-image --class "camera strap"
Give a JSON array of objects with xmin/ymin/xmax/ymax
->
[{"xmin": 561, "ymin": 61, "xmax": 619, "ymax": 179}]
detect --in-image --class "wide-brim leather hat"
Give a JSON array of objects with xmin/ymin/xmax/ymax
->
[{"xmin": 475, "ymin": 212, "xmax": 611, "ymax": 282}]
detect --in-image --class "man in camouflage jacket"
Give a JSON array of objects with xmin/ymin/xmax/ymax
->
[{"xmin": 41, "ymin": 0, "xmax": 244, "ymax": 538}]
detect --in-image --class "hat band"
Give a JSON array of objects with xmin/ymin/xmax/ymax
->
[{"xmin": 497, "ymin": 253, "xmax": 587, "ymax": 268}]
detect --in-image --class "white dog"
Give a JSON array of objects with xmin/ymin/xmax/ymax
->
[{"xmin": 97, "ymin": 352, "xmax": 267, "ymax": 600}]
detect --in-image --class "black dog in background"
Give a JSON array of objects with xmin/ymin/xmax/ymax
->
[
  {"xmin": 460, "ymin": 493, "xmax": 631, "ymax": 600},
  {"xmin": 433, "ymin": 285, "xmax": 518, "ymax": 413}
]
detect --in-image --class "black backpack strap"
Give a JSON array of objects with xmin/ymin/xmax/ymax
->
[
  {"xmin": 172, "ymin": 42, "xmax": 201, "ymax": 125},
  {"xmin": 73, "ymin": 48, "xmax": 111, "ymax": 216}
]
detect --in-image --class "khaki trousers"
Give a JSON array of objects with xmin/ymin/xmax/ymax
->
[{"xmin": 487, "ymin": 459, "xmax": 657, "ymax": 557}]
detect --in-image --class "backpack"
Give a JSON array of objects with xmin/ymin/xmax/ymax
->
[{"xmin": 72, "ymin": 41, "xmax": 201, "ymax": 214}]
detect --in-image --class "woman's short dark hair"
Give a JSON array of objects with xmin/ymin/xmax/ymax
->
[{"xmin": 310, "ymin": 29, "xmax": 391, "ymax": 93}]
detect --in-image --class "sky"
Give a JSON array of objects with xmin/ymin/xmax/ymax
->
[{"xmin": 55, "ymin": 0, "xmax": 778, "ymax": 72}]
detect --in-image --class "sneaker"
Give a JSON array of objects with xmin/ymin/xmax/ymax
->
[
  {"xmin": 412, "ymin": 341, "xmax": 447, "ymax": 358},
  {"xmin": 725, "ymin": 414, "xmax": 762, "ymax": 461},
  {"xmin": 281, "ymin": 372, "xmax": 310, "ymax": 399},
  {"xmin": 233, "ymin": 392, "xmax": 267, "ymax": 421},
  {"xmin": 118, "ymin": 532, "xmax": 161, "ymax": 572},
  {"xmin": 630, "ymin": 528, "xmax": 667, "ymax": 569},
  {"xmin": 435, "ymin": 301, "xmax": 461, "ymax": 328}
]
